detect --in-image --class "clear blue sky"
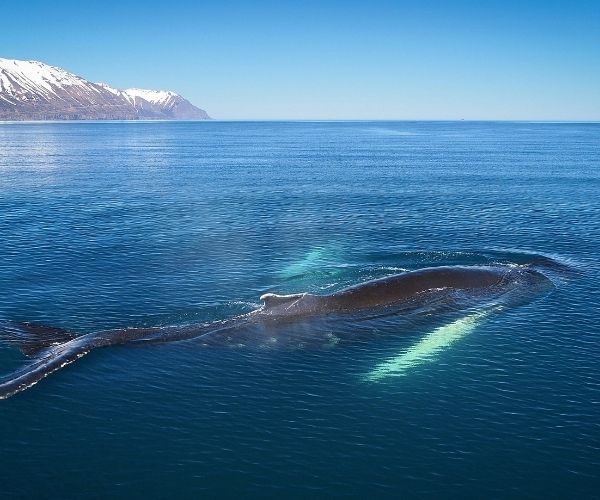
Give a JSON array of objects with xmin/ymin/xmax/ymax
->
[{"xmin": 2, "ymin": 0, "xmax": 599, "ymax": 119}]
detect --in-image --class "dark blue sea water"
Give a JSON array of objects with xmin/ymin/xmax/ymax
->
[{"xmin": 0, "ymin": 121, "xmax": 598, "ymax": 498}]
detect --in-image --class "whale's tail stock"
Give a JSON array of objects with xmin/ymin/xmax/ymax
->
[
  {"xmin": 0, "ymin": 322, "xmax": 106, "ymax": 400},
  {"xmin": 0, "ymin": 321, "xmax": 77, "ymax": 356},
  {"xmin": 0, "ymin": 319, "xmax": 237, "ymax": 400}
]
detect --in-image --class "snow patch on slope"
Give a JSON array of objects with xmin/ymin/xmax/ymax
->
[
  {"xmin": 0, "ymin": 58, "xmax": 89, "ymax": 101},
  {"xmin": 122, "ymin": 88, "xmax": 179, "ymax": 106},
  {"xmin": 96, "ymin": 82, "xmax": 121, "ymax": 95}
]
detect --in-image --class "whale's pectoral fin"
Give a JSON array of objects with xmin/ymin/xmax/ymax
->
[
  {"xmin": 0, "ymin": 321, "xmax": 77, "ymax": 357},
  {"xmin": 260, "ymin": 293, "xmax": 305, "ymax": 309}
]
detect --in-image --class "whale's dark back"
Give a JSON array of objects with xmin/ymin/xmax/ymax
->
[{"xmin": 329, "ymin": 266, "xmax": 516, "ymax": 312}]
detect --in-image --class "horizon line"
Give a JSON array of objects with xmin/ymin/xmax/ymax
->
[{"xmin": 1, "ymin": 119, "xmax": 599, "ymax": 124}]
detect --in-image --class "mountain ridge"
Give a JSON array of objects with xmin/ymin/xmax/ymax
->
[{"xmin": 0, "ymin": 58, "xmax": 210, "ymax": 120}]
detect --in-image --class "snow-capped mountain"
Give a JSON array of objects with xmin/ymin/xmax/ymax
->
[{"xmin": 0, "ymin": 58, "xmax": 210, "ymax": 120}]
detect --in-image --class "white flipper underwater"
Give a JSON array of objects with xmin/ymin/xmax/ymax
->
[{"xmin": 365, "ymin": 306, "xmax": 502, "ymax": 381}]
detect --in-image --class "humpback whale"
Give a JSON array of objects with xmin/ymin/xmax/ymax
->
[{"xmin": 0, "ymin": 262, "xmax": 555, "ymax": 399}]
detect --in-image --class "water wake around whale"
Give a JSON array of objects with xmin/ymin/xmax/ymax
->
[{"xmin": 0, "ymin": 251, "xmax": 564, "ymax": 399}]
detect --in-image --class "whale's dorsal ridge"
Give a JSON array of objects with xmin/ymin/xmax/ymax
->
[{"xmin": 260, "ymin": 292, "xmax": 305, "ymax": 309}]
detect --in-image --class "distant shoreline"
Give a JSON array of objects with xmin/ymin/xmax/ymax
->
[{"xmin": 1, "ymin": 119, "xmax": 599, "ymax": 124}]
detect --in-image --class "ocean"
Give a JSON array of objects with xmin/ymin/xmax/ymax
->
[{"xmin": 0, "ymin": 121, "xmax": 598, "ymax": 498}]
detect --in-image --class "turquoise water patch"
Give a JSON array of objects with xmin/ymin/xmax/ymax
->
[{"xmin": 277, "ymin": 244, "xmax": 344, "ymax": 279}]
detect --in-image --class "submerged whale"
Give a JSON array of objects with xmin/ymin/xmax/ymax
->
[{"xmin": 0, "ymin": 262, "xmax": 556, "ymax": 399}]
